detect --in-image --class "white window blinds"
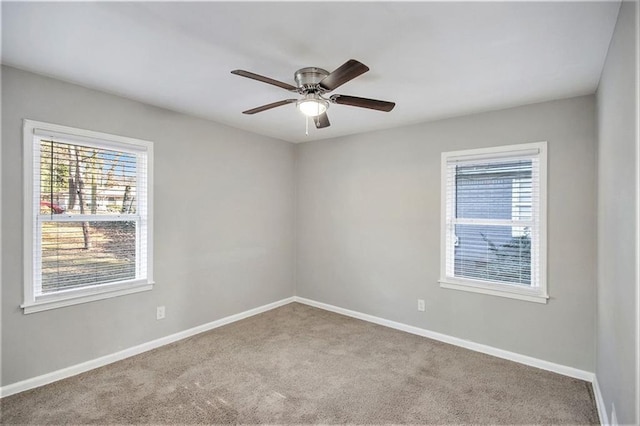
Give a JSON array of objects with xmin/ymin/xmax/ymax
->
[{"xmin": 35, "ymin": 138, "xmax": 149, "ymax": 295}]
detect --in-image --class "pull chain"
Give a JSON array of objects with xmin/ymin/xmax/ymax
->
[{"xmin": 305, "ymin": 115, "xmax": 309, "ymax": 136}]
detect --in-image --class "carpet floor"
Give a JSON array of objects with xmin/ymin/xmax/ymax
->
[{"xmin": 1, "ymin": 302, "xmax": 598, "ymax": 424}]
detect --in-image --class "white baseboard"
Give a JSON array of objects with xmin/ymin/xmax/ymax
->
[
  {"xmin": 0, "ymin": 297, "xmax": 295, "ymax": 398},
  {"xmin": 294, "ymin": 296, "xmax": 595, "ymax": 382},
  {"xmin": 593, "ymin": 376, "xmax": 610, "ymax": 425},
  {"xmin": 610, "ymin": 403, "xmax": 618, "ymax": 426}
]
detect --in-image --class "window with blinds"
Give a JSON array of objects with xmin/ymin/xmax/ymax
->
[
  {"xmin": 440, "ymin": 142, "xmax": 547, "ymax": 304},
  {"xmin": 23, "ymin": 120, "xmax": 154, "ymax": 313}
]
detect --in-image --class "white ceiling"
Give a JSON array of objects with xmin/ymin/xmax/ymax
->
[{"xmin": 2, "ymin": 1, "xmax": 620, "ymax": 143}]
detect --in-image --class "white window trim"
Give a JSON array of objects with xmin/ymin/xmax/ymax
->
[
  {"xmin": 22, "ymin": 119, "xmax": 154, "ymax": 314},
  {"xmin": 439, "ymin": 142, "xmax": 548, "ymax": 304}
]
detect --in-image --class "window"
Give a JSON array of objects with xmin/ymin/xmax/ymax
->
[
  {"xmin": 440, "ymin": 142, "xmax": 547, "ymax": 303},
  {"xmin": 23, "ymin": 120, "xmax": 154, "ymax": 313}
]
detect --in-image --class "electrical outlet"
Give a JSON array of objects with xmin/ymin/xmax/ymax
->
[
  {"xmin": 417, "ymin": 299, "xmax": 425, "ymax": 312},
  {"xmin": 156, "ymin": 306, "xmax": 165, "ymax": 320}
]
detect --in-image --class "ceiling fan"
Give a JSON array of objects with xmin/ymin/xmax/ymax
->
[{"xmin": 231, "ymin": 59, "xmax": 395, "ymax": 129}]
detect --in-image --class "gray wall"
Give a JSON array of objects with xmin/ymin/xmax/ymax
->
[
  {"xmin": 596, "ymin": 2, "xmax": 638, "ymax": 424},
  {"xmin": 296, "ymin": 96, "xmax": 597, "ymax": 371},
  {"xmin": 1, "ymin": 66, "xmax": 296, "ymax": 387}
]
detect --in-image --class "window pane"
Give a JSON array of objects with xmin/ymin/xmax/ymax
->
[
  {"xmin": 39, "ymin": 140, "xmax": 138, "ymax": 215},
  {"xmin": 456, "ymin": 161, "xmax": 532, "ymax": 220},
  {"xmin": 40, "ymin": 221, "xmax": 136, "ymax": 294},
  {"xmin": 454, "ymin": 224, "xmax": 531, "ymax": 285}
]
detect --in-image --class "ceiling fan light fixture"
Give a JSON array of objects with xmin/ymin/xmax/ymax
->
[{"xmin": 297, "ymin": 96, "xmax": 328, "ymax": 117}]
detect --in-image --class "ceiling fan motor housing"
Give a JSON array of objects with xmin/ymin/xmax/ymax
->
[{"xmin": 294, "ymin": 67, "xmax": 330, "ymax": 93}]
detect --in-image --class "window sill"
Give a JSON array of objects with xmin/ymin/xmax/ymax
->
[
  {"xmin": 439, "ymin": 279, "xmax": 548, "ymax": 304},
  {"xmin": 21, "ymin": 280, "xmax": 154, "ymax": 314}
]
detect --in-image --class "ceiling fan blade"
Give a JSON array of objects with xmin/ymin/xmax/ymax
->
[
  {"xmin": 231, "ymin": 70, "xmax": 298, "ymax": 92},
  {"xmin": 242, "ymin": 99, "xmax": 297, "ymax": 115},
  {"xmin": 319, "ymin": 59, "xmax": 369, "ymax": 91},
  {"xmin": 330, "ymin": 95, "xmax": 395, "ymax": 112},
  {"xmin": 314, "ymin": 112, "xmax": 330, "ymax": 129}
]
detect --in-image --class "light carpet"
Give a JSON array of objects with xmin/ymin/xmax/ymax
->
[{"xmin": 0, "ymin": 303, "xmax": 598, "ymax": 424}]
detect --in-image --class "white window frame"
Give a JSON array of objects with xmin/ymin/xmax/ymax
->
[
  {"xmin": 22, "ymin": 119, "xmax": 154, "ymax": 314},
  {"xmin": 439, "ymin": 142, "xmax": 548, "ymax": 304}
]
